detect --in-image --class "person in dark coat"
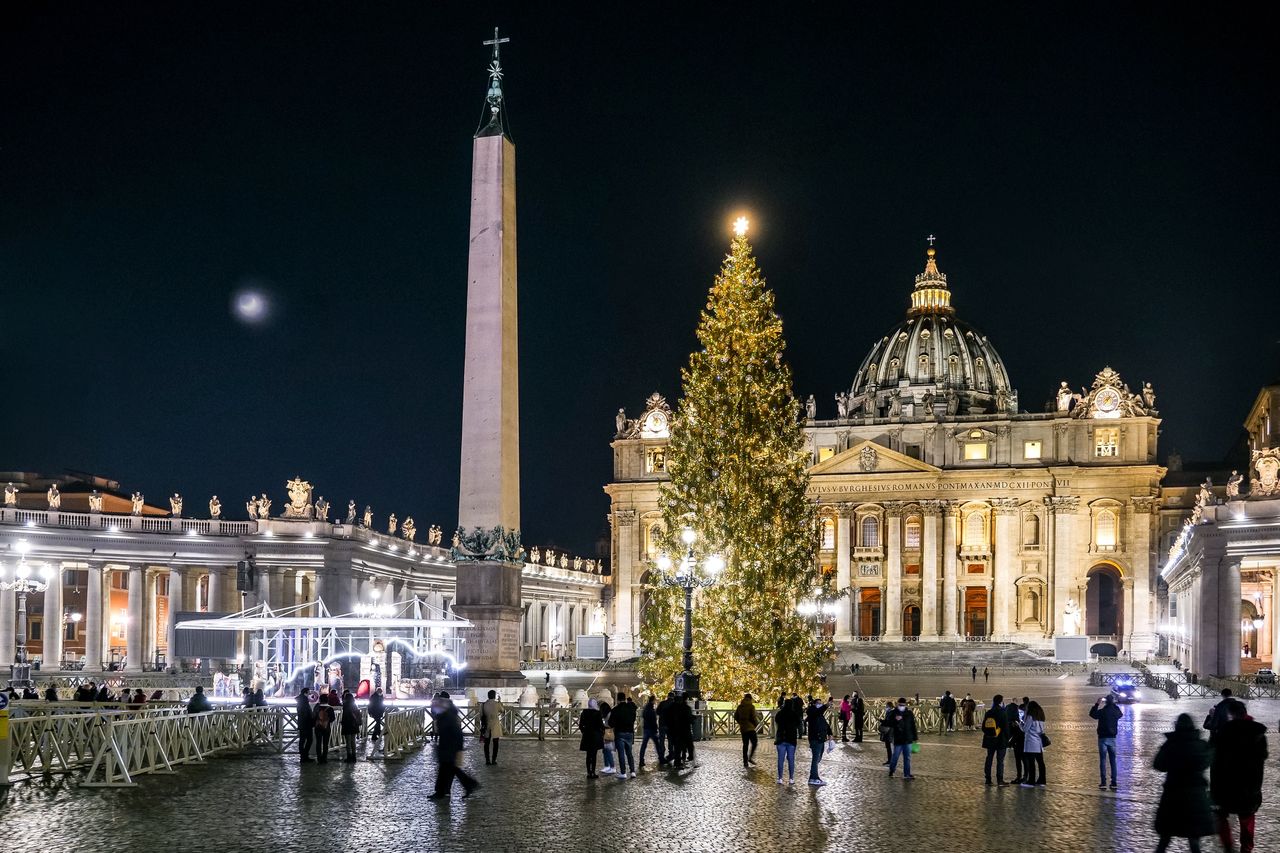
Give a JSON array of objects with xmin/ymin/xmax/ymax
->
[
  {"xmin": 734, "ymin": 693, "xmax": 761, "ymax": 767},
  {"xmin": 186, "ymin": 685, "xmax": 212, "ymax": 714},
  {"xmin": 667, "ymin": 693, "xmax": 695, "ymax": 767},
  {"xmin": 656, "ymin": 693, "xmax": 675, "ymax": 766},
  {"xmin": 1090, "ymin": 694, "xmax": 1124, "ymax": 789},
  {"xmin": 578, "ymin": 698, "xmax": 605, "ymax": 779},
  {"xmin": 1153, "ymin": 713, "xmax": 1214, "ymax": 853},
  {"xmin": 340, "ymin": 689, "xmax": 362, "ymax": 762},
  {"xmin": 805, "ymin": 698, "xmax": 832, "ymax": 785},
  {"xmin": 44, "ymin": 684, "xmax": 58, "ymax": 701},
  {"xmin": 639, "ymin": 694, "xmax": 664, "ymax": 768},
  {"xmin": 1203, "ymin": 688, "xmax": 1234, "ymax": 744},
  {"xmin": 1210, "ymin": 699, "xmax": 1268, "ymax": 853},
  {"xmin": 296, "ymin": 688, "xmax": 315, "ymax": 763},
  {"xmin": 884, "ymin": 697, "xmax": 919, "ymax": 779},
  {"xmin": 851, "ymin": 692, "xmax": 866, "ymax": 742},
  {"xmin": 981, "ymin": 694, "xmax": 1010, "ymax": 786},
  {"xmin": 428, "ymin": 695, "xmax": 478, "ymax": 799},
  {"xmin": 773, "ymin": 694, "xmax": 800, "ymax": 785},
  {"xmin": 313, "ymin": 698, "xmax": 335, "ymax": 763},
  {"xmin": 939, "ymin": 690, "xmax": 957, "ymax": 733},
  {"xmin": 367, "ymin": 688, "xmax": 385, "ymax": 739}
]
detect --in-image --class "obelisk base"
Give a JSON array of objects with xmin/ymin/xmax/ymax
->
[{"xmin": 453, "ymin": 560, "xmax": 526, "ymax": 688}]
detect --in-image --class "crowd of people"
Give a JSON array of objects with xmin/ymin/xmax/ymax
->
[{"xmin": 294, "ymin": 686, "xmax": 382, "ymax": 765}]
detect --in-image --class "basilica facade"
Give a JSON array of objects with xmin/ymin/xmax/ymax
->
[{"xmin": 606, "ymin": 246, "xmax": 1165, "ymax": 658}]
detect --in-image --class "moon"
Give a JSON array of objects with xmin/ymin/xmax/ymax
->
[{"xmin": 231, "ymin": 286, "xmax": 272, "ymax": 325}]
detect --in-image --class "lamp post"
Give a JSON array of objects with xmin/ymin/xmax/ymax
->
[
  {"xmin": 1, "ymin": 540, "xmax": 52, "ymax": 687},
  {"xmin": 656, "ymin": 526, "xmax": 724, "ymax": 697}
]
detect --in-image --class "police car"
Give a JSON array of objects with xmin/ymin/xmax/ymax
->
[{"xmin": 1109, "ymin": 676, "xmax": 1141, "ymax": 703}]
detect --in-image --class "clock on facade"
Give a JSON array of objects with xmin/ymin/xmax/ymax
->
[
  {"xmin": 640, "ymin": 409, "xmax": 669, "ymax": 438},
  {"xmin": 1094, "ymin": 387, "xmax": 1122, "ymax": 417}
]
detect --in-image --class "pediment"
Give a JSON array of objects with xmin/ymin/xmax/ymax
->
[{"xmin": 809, "ymin": 440, "xmax": 941, "ymax": 476}]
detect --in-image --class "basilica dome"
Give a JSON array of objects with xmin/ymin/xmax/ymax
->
[{"xmin": 846, "ymin": 246, "xmax": 1016, "ymax": 418}]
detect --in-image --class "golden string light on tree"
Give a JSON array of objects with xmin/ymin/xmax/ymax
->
[{"xmin": 639, "ymin": 218, "xmax": 829, "ymax": 700}]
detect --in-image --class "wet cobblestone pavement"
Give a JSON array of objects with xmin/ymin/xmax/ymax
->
[{"xmin": 2, "ymin": 674, "xmax": 1277, "ymax": 853}]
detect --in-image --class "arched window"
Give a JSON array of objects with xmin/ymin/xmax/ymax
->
[
  {"xmin": 1095, "ymin": 510, "xmax": 1117, "ymax": 549},
  {"xmin": 861, "ymin": 516, "xmax": 879, "ymax": 548},
  {"xmin": 820, "ymin": 516, "xmax": 836, "ymax": 550},
  {"xmin": 918, "ymin": 355, "xmax": 930, "ymax": 381},
  {"xmin": 646, "ymin": 522, "xmax": 663, "ymax": 557},
  {"xmin": 1024, "ymin": 589, "xmax": 1040, "ymax": 621},
  {"xmin": 1023, "ymin": 514, "xmax": 1040, "ymax": 546},
  {"xmin": 904, "ymin": 517, "xmax": 922, "ymax": 549},
  {"xmin": 963, "ymin": 512, "xmax": 986, "ymax": 548}
]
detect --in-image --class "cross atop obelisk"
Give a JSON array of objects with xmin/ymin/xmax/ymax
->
[{"xmin": 477, "ymin": 27, "xmax": 511, "ymax": 136}]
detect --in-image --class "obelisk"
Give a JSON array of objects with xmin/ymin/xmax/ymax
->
[{"xmin": 452, "ymin": 28, "xmax": 525, "ymax": 687}]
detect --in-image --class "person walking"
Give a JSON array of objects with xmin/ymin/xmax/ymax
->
[
  {"xmin": 1203, "ymin": 688, "xmax": 1234, "ymax": 745},
  {"xmin": 839, "ymin": 695, "xmax": 852, "ymax": 742},
  {"xmin": 480, "ymin": 689, "xmax": 504, "ymax": 766},
  {"xmin": 960, "ymin": 693, "xmax": 977, "ymax": 731},
  {"xmin": 884, "ymin": 697, "xmax": 919, "ymax": 779},
  {"xmin": 982, "ymin": 694, "xmax": 1010, "ymax": 786},
  {"xmin": 656, "ymin": 692, "xmax": 675, "ymax": 767},
  {"xmin": 1210, "ymin": 698, "xmax": 1268, "ymax": 853},
  {"xmin": 296, "ymin": 687, "xmax": 315, "ymax": 763},
  {"xmin": 428, "ymin": 694, "xmax": 479, "ymax": 800},
  {"xmin": 851, "ymin": 692, "xmax": 865, "ymax": 742},
  {"xmin": 611, "ymin": 693, "xmax": 638, "ymax": 779},
  {"xmin": 806, "ymin": 698, "xmax": 832, "ymax": 786},
  {"xmin": 1089, "ymin": 694, "xmax": 1124, "ymax": 790},
  {"xmin": 735, "ymin": 693, "xmax": 761, "ymax": 767},
  {"xmin": 313, "ymin": 696, "xmax": 335, "ymax": 763},
  {"xmin": 971, "ymin": 665, "xmax": 977, "ymax": 682},
  {"xmin": 340, "ymin": 689, "xmax": 362, "ymax": 762},
  {"xmin": 639, "ymin": 694, "xmax": 665, "ymax": 769},
  {"xmin": 579, "ymin": 698, "xmax": 605, "ymax": 779},
  {"xmin": 939, "ymin": 690, "xmax": 957, "ymax": 734},
  {"xmin": 1020, "ymin": 700, "xmax": 1047, "ymax": 787},
  {"xmin": 1153, "ymin": 713, "xmax": 1214, "ymax": 853},
  {"xmin": 983, "ymin": 667, "xmax": 989, "ymax": 683},
  {"xmin": 773, "ymin": 693, "xmax": 800, "ymax": 785},
  {"xmin": 878, "ymin": 700, "xmax": 895, "ymax": 765},
  {"xmin": 368, "ymin": 688, "xmax": 385, "ymax": 740}
]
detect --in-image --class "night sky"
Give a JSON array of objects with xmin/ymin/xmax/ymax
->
[{"xmin": 3, "ymin": 5, "xmax": 1276, "ymax": 554}]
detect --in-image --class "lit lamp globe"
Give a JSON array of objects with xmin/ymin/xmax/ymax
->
[
  {"xmin": 680, "ymin": 527, "xmax": 697, "ymax": 546},
  {"xmin": 656, "ymin": 554, "xmax": 673, "ymax": 572},
  {"xmin": 15, "ymin": 562, "xmax": 31, "ymax": 581},
  {"xmin": 704, "ymin": 554, "xmax": 725, "ymax": 574}
]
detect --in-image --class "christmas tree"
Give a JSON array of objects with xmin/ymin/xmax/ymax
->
[{"xmin": 639, "ymin": 220, "xmax": 830, "ymax": 700}]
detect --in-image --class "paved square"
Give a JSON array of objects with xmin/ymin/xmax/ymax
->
[{"xmin": 2, "ymin": 674, "xmax": 1276, "ymax": 853}]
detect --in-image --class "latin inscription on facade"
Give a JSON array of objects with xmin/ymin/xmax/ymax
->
[{"xmin": 809, "ymin": 479, "xmax": 1054, "ymax": 496}]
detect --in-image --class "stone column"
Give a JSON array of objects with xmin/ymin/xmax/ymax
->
[
  {"xmin": 257, "ymin": 564, "xmax": 272, "ymax": 610},
  {"xmin": 942, "ymin": 503, "xmax": 959, "ymax": 638},
  {"xmin": 270, "ymin": 569, "xmax": 288, "ymax": 610},
  {"xmin": 0, "ymin": 576, "xmax": 15, "ymax": 667},
  {"xmin": 1218, "ymin": 557, "xmax": 1242, "ymax": 677},
  {"xmin": 42, "ymin": 562, "xmax": 64, "ymax": 669},
  {"xmin": 1129, "ymin": 497, "xmax": 1156, "ymax": 655},
  {"xmin": 992, "ymin": 499, "xmax": 1019, "ymax": 639},
  {"xmin": 208, "ymin": 568, "xmax": 224, "ymax": 614},
  {"xmin": 835, "ymin": 507, "xmax": 853, "ymax": 643},
  {"xmin": 884, "ymin": 503, "xmax": 903, "ymax": 638},
  {"xmin": 1048, "ymin": 497, "xmax": 1081, "ymax": 635},
  {"xmin": 920, "ymin": 502, "xmax": 940, "ymax": 638},
  {"xmin": 85, "ymin": 562, "xmax": 104, "ymax": 672},
  {"xmin": 1262, "ymin": 583, "xmax": 1275, "ymax": 663},
  {"xmin": 613, "ymin": 510, "xmax": 637, "ymax": 655},
  {"xmin": 146, "ymin": 570, "xmax": 159, "ymax": 667},
  {"xmin": 126, "ymin": 565, "xmax": 144, "ymax": 672},
  {"xmin": 166, "ymin": 565, "xmax": 184, "ymax": 665}
]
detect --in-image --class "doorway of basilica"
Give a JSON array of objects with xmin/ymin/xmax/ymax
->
[
  {"xmin": 1086, "ymin": 563, "xmax": 1124, "ymax": 639},
  {"xmin": 964, "ymin": 587, "xmax": 988, "ymax": 638},
  {"xmin": 858, "ymin": 588, "xmax": 882, "ymax": 638},
  {"xmin": 903, "ymin": 605, "xmax": 921, "ymax": 637}
]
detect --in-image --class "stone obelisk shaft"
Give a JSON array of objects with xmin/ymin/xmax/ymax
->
[{"xmin": 457, "ymin": 132, "xmax": 520, "ymax": 532}]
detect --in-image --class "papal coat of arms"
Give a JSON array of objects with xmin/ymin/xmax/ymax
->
[
  {"xmin": 1252, "ymin": 448, "xmax": 1280, "ymax": 497},
  {"xmin": 283, "ymin": 477, "xmax": 313, "ymax": 518},
  {"xmin": 859, "ymin": 446, "xmax": 879, "ymax": 472}
]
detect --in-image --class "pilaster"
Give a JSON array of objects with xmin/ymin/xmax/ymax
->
[
  {"xmin": 884, "ymin": 502, "xmax": 904, "ymax": 638},
  {"xmin": 920, "ymin": 500, "xmax": 941, "ymax": 638},
  {"xmin": 942, "ymin": 501, "xmax": 959, "ymax": 639},
  {"xmin": 992, "ymin": 498, "xmax": 1019, "ymax": 638},
  {"xmin": 835, "ymin": 505, "xmax": 853, "ymax": 642}
]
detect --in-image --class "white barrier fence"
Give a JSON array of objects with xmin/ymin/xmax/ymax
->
[{"xmin": 1, "ymin": 704, "xmax": 429, "ymax": 788}]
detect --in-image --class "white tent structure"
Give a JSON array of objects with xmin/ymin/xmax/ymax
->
[{"xmin": 177, "ymin": 597, "xmax": 471, "ymax": 696}]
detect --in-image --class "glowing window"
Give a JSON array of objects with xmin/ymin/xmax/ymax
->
[
  {"xmin": 963, "ymin": 513, "xmax": 986, "ymax": 548},
  {"xmin": 1024, "ymin": 440, "xmax": 1042, "ymax": 460},
  {"xmin": 1095, "ymin": 510, "xmax": 1117, "ymax": 549},
  {"xmin": 964, "ymin": 442, "xmax": 988, "ymax": 460},
  {"xmin": 1095, "ymin": 428, "xmax": 1119, "ymax": 458},
  {"xmin": 905, "ymin": 518, "xmax": 922, "ymax": 549},
  {"xmin": 860, "ymin": 516, "xmax": 879, "ymax": 548},
  {"xmin": 645, "ymin": 447, "xmax": 666, "ymax": 473}
]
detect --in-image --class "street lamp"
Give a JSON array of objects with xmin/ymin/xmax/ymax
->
[
  {"xmin": 655, "ymin": 526, "xmax": 724, "ymax": 697},
  {"xmin": 797, "ymin": 587, "xmax": 842, "ymax": 634},
  {"xmin": 0, "ymin": 541, "xmax": 52, "ymax": 686}
]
